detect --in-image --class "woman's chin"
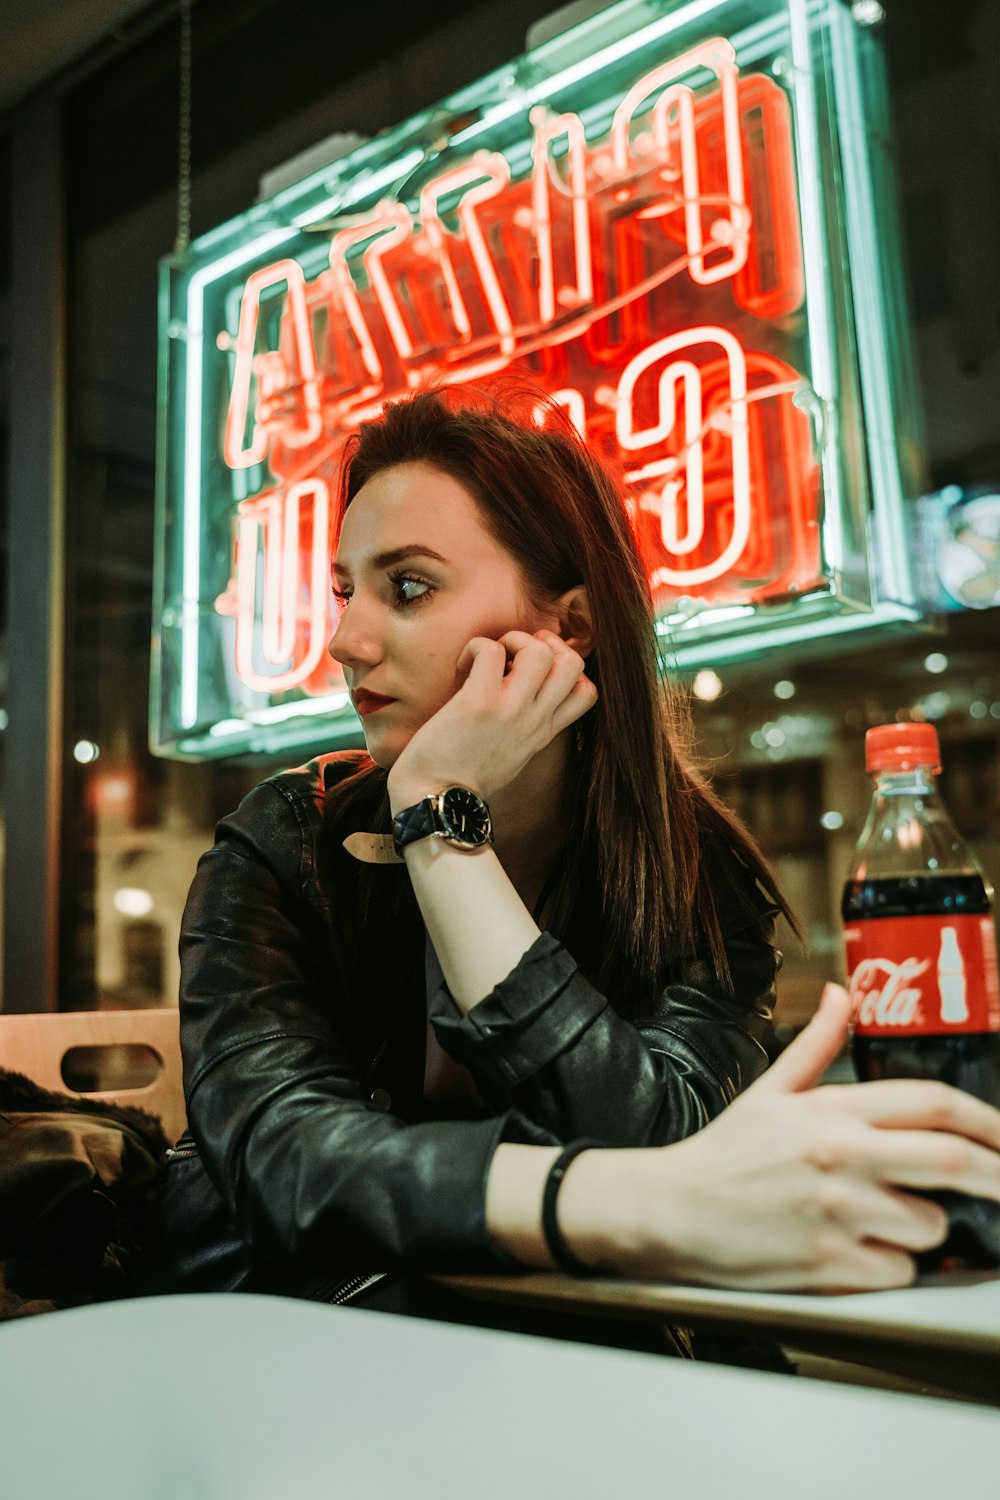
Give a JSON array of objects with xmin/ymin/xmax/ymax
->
[{"xmin": 359, "ymin": 727, "xmax": 404, "ymax": 770}]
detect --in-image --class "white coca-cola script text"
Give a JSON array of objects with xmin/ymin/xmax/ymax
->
[{"xmin": 849, "ymin": 956, "xmax": 930, "ymax": 1029}]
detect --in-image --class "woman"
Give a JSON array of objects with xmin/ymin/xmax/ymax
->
[{"xmin": 144, "ymin": 387, "xmax": 1000, "ymax": 1319}]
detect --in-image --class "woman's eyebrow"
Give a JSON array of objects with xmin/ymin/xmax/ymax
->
[
  {"xmin": 372, "ymin": 545, "xmax": 450, "ymax": 569},
  {"xmin": 333, "ymin": 545, "xmax": 450, "ymax": 579}
]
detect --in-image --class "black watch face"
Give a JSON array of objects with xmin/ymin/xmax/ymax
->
[{"xmin": 440, "ymin": 787, "xmax": 492, "ymax": 847}]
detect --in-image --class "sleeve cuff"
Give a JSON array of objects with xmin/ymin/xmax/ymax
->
[{"xmin": 428, "ymin": 932, "xmax": 608, "ymax": 1095}]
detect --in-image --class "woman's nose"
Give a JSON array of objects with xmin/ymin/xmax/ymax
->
[{"xmin": 327, "ymin": 600, "xmax": 382, "ymax": 671}]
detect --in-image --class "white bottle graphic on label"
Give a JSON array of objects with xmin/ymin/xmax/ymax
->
[{"xmin": 938, "ymin": 925, "xmax": 969, "ymax": 1024}]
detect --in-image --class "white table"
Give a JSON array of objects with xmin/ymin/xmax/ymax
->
[
  {"xmin": 1, "ymin": 1292, "xmax": 998, "ymax": 1500},
  {"xmin": 438, "ymin": 1267, "xmax": 1000, "ymax": 1401}
]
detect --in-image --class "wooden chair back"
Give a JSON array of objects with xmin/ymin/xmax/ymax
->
[{"xmin": 0, "ymin": 1008, "xmax": 186, "ymax": 1146}]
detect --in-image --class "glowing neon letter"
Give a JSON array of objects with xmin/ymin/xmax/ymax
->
[
  {"xmin": 617, "ymin": 327, "xmax": 751, "ymax": 586},
  {"xmin": 232, "ymin": 479, "xmax": 332, "ymax": 693},
  {"xmin": 419, "ymin": 152, "xmax": 514, "ymax": 354},
  {"xmin": 224, "ymin": 259, "xmax": 322, "ymax": 469},
  {"xmin": 529, "ymin": 108, "xmax": 594, "ymax": 324},
  {"xmin": 362, "ymin": 201, "xmax": 417, "ymax": 361},
  {"xmin": 328, "ymin": 224, "xmax": 389, "ymax": 387},
  {"xmin": 611, "ymin": 38, "xmax": 748, "ymax": 286}
]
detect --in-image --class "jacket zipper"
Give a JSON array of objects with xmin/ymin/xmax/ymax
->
[
  {"xmin": 310, "ymin": 1272, "xmax": 388, "ymax": 1305},
  {"xmin": 165, "ymin": 1134, "xmax": 198, "ymax": 1160}
]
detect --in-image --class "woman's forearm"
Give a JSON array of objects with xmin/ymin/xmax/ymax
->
[
  {"xmin": 398, "ymin": 837, "xmax": 540, "ymax": 1014},
  {"xmin": 484, "ymin": 1143, "xmax": 562, "ymax": 1268},
  {"xmin": 485, "ymin": 1141, "xmax": 650, "ymax": 1275}
]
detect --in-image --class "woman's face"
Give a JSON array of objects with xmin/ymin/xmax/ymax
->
[{"xmin": 329, "ymin": 461, "xmax": 546, "ymax": 766}]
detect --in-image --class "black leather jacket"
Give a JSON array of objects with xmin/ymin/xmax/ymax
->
[{"xmin": 151, "ymin": 752, "xmax": 781, "ymax": 1295}]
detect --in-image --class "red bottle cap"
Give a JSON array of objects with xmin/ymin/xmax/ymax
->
[{"xmin": 865, "ymin": 722, "xmax": 941, "ymax": 774}]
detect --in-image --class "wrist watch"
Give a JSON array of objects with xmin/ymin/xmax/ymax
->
[{"xmin": 392, "ymin": 785, "xmax": 493, "ymax": 856}]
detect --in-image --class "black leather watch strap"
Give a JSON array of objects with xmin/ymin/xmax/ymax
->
[{"xmin": 392, "ymin": 797, "xmax": 439, "ymax": 854}]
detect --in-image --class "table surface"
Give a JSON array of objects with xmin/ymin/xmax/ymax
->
[{"xmin": 1, "ymin": 1293, "xmax": 998, "ymax": 1500}]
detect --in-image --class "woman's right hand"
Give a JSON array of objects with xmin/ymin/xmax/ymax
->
[
  {"xmin": 564, "ymin": 985, "xmax": 1000, "ymax": 1293},
  {"xmin": 387, "ymin": 628, "xmax": 596, "ymax": 812}
]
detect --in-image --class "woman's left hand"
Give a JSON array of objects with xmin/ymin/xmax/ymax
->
[{"xmin": 387, "ymin": 628, "xmax": 597, "ymax": 808}]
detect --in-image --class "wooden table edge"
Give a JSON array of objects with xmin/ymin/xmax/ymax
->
[{"xmin": 430, "ymin": 1271, "xmax": 1000, "ymax": 1364}]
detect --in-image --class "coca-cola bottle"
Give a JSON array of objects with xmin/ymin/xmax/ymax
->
[{"xmin": 841, "ymin": 722, "xmax": 1000, "ymax": 1267}]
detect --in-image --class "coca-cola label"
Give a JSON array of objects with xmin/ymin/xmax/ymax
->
[{"xmin": 845, "ymin": 914, "xmax": 1000, "ymax": 1036}]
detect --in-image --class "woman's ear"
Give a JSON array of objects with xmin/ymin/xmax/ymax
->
[{"xmin": 553, "ymin": 585, "xmax": 593, "ymax": 658}]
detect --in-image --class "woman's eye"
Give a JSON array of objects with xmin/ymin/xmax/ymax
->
[
  {"xmin": 391, "ymin": 573, "xmax": 433, "ymax": 607},
  {"xmin": 331, "ymin": 587, "xmax": 352, "ymax": 614}
]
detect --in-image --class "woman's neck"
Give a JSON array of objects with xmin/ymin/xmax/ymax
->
[{"xmin": 489, "ymin": 730, "xmax": 573, "ymax": 913}]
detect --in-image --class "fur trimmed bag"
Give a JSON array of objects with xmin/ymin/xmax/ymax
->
[{"xmin": 0, "ymin": 1068, "xmax": 168, "ymax": 1320}]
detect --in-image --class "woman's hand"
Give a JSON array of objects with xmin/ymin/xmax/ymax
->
[
  {"xmin": 562, "ymin": 985, "xmax": 1000, "ymax": 1293},
  {"xmin": 387, "ymin": 627, "xmax": 597, "ymax": 808}
]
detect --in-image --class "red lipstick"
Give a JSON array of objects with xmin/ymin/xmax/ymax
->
[{"xmin": 352, "ymin": 690, "xmax": 396, "ymax": 717}]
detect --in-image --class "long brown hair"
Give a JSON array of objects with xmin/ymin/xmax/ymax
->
[{"xmin": 337, "ymin": 386, "xmax": 794, "ymax": 993}]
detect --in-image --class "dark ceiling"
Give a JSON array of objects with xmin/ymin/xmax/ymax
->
[{"xmin": 0, "ymin": 0, "xmax": 159, "ymax": 115}]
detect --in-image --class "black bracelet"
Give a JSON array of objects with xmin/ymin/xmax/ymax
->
[{"xmin": 541, "ymin": 1139, "xmax": 603, "ymax": 1277}]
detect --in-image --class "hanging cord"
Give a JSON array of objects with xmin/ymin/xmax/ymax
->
[{"xmin": 174, "ymin": 0, "xmax": 193, "ymax": 252}]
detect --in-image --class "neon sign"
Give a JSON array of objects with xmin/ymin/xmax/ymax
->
[{"xmin": 153, "ymin": 0, "xmax": 925, "ymax": 760}]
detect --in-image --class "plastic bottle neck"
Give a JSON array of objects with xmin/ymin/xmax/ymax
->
[
  {"xmin": 854, "ymin": 762, "xmax": 977, "ymax": 879},
  {"xmin": 870, "ymin": 767, "xmax": 938, "ymax": 796}
]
